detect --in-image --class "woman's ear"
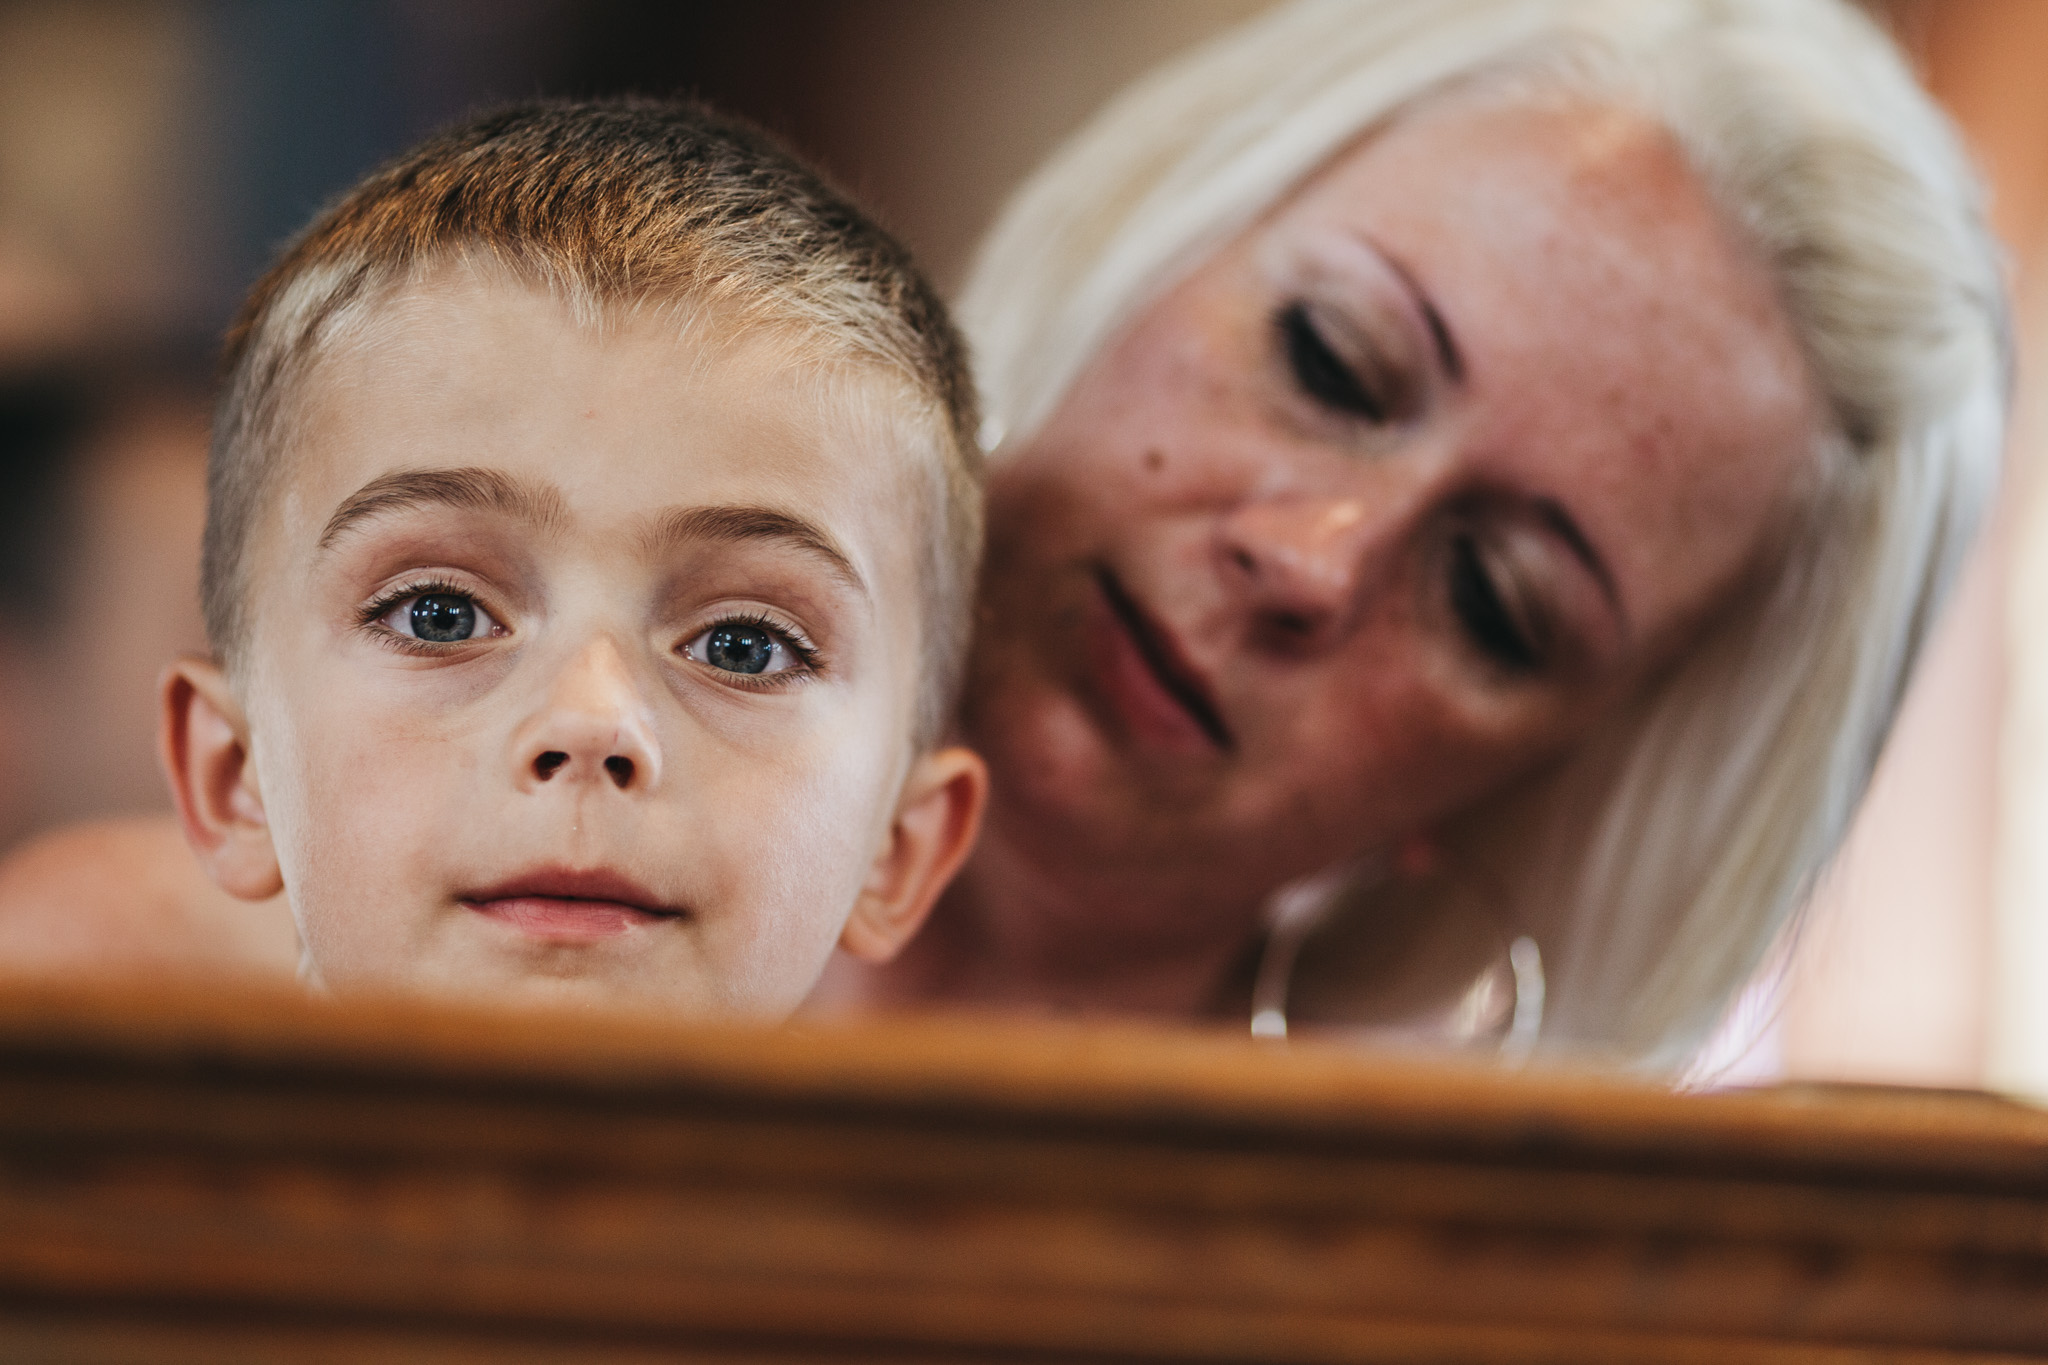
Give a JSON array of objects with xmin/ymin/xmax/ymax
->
[
  {"xmin": 840, "ymin": 745, "xmax": 988, "ymax": 963},
  {"xmin": 159, "ymin": 656, "xmax": 283, "ymax": 902}
]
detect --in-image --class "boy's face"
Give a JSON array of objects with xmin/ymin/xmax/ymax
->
[{"xmin": 215, "ymin": 270, "xmax": 947, "ymax": 1016}]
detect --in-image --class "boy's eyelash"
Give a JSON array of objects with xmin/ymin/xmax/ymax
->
[
  {"xmin": 355, "ymin": 577, "xmax": 500, "ymax": 656},
  {"xmin": 357, "ymin": 578, "xmax": 473, "ymax": 627},
  {"xmin": 354, "ymin": 588, "xmax": 823, "ymax": 678},
  {"xmin": 696, "ymin": 609, "xmax": 827, "ymax": 687}
]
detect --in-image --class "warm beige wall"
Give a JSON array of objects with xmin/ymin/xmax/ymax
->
[
  {"xmin": 1781, "ymin": 0, "xmax": 2048, "ymax": 1089},
  {"xmin": 0, "ymin": 3, "xmax": 207, "ymax": 353},
  {"xmin": 791, "ymin": 0, "xmax": 1281, "ymax": 294}
]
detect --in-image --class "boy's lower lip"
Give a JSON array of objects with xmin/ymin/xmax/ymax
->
[{"xmin": 464, "ymin": 896, "xmax": 676, "ymax": 942}]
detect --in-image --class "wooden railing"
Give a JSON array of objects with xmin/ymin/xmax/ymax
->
[{"xmin": 0, "ymin": 976, "xmax": 2044, "ymax": 1362}]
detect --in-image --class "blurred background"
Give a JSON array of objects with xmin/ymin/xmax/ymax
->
[
  {"xmin": 0, "ymin": 0, "xmax": 1275, "ymax": 854},
  {"xmin": 4, "ymin": 0, "xmax": 2048, "ymax": 1091}
]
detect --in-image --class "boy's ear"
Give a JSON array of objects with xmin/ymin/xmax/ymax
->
[
  {"xmin": 159, "ymin": 656, "xmax": 283, "ymax": 902},
  {"xmin": 840, "ymin": 745, "xmax": 988, "ymax": 964}
]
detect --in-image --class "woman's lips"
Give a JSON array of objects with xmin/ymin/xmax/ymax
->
[
  {"xmin": 1086, "ymin": 566, "xmax": 1234, "ymax": 753},
  {"xmin": 461, "ymin": 867, "xmax": 682, "ymax": 943}
]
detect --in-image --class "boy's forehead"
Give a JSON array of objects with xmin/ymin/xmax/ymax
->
[{"xmin": 274, "ymin": 272, "xmax": 933, "ymax": 574}]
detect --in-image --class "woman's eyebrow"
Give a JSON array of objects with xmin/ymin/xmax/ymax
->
[
  {"xmin": 646, "ymin": 504, "xmax": 868, "ymax": 599},
  {"xmin": 1535, "ymin": 497, "xmax": 1625, "ymax": 625},
  {"xmin": 318, "ymin": 466, "xmax": 567, "ymax": 550}
]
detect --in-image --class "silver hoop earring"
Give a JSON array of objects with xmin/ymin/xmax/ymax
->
[
  {"xmin": 1248, "ymin": 867, "xmax": 1545, "ymax": 1064},
  {"xmin": 1500, "ymin": 934, "xmax": 1545, "ymax": 1065},
  {"xmin": 1248, "ymin": 865, "xmax": 1344, "ymax": 1040}
]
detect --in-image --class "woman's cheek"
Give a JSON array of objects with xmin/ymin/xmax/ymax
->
[{"xmin": 1249, "ymin": 651, "xmax": 1509, "ymax": 836}]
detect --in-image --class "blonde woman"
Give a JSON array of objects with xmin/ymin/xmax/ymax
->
[
  {"xmin": 0, "ymin": 0, "xmax": 2007, "ymax": 1073},
  {"xmin": 824, "ymin": 0, "xmax": 2007, "ymax": 1070}
]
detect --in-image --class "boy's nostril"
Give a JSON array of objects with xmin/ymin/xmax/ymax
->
[
  {"xmin": 534, "ymin": 751, "xmax": 569, "ymax": 781},
  {"xmin": 604, "ymin": 755, "xmax": 634, "ymax": 788}
]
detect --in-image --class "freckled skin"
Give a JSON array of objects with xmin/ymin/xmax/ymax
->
[{"xmin": 875, "ymin": 96, "xmax": 1825, "ymax": 1014}]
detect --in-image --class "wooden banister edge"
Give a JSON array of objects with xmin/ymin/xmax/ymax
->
[{"xmin": 2, "ymin": 971, "xmax": 2045, "ymax": 1183}]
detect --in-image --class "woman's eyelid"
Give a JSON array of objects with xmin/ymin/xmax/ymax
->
[
  {"xmin": 1276, "ymin": 230, "xmax": 1461, "ymax": 402},
  {"xmin": 1306, "ymin": 301, "xmax": 1416, "ymax": 406},
  {"xmin": 1272, "ymin": 291, "xmax": 1429, "ymax": 434},
  {"xmin": 1462, "ymin": 517, "xmax": 1610, "ymax": 669},
  {"xmin": 1479, "ymin": 534, "xmax": 1551, "ymax": 654}
]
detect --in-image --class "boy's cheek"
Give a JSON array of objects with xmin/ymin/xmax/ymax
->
[
  {"xmin": 264, "ymin": 686, "xmax": 482, "ymax": 968},
  {"xmin": 677, "ymin": 776, "xmax": 875, "ymax": 1013}
]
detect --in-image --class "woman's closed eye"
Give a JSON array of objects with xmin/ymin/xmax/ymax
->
[
  {"xmin": 681, "ymin": 613, "xmax": 820, "ymax": 686},
  {"xmin": 364, "ymin": 583, "xmax": 507, "ymax": 649},
  {"xmin": 1278, "ymin": 301, "xmax": 1403, "ymax": 424},
  {"xmin": 1448, "ymin": 534, "xmax": 1546, "ymax": 674}
]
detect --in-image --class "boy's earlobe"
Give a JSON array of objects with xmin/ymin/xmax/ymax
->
[
  {"xmin": 159, "ymin": 656, "xmax": 283, "ymax": 902},
  {"xmin": 840, "ymin": 746, "xmax": 989, "ymax": 964}
]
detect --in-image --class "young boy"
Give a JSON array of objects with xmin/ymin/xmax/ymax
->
[{"xmin": 160, "ymin": 100, "xmax": 987, "ymax": 1017}]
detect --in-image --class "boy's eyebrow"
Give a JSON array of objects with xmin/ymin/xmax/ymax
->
[
  {"xmin": 648, "ymin": 504, "xmax": 867, "ymax": 598},
  {"xmin": 318, "ymin": 473, "xmax": 865, "ymax": 597},
  {"xmin": 318, "ymin": 467, "xmax": 568, "ymax": 549}
]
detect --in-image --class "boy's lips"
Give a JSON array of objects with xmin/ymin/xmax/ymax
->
[
  {"xmin": 460, "ymin": 867, "xmax": 684, "ymax": 943},
  {"xmin": 1087, "ymin": 565, "xmax": 1234, "ymax": 753}
]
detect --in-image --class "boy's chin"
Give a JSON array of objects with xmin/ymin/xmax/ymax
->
[{"xmin": 306, "ymin": 930, "xmax": 794, "ymax": 1021}]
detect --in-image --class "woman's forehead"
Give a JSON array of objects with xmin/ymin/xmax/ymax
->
[{"xmin": 1282, "ymin": 95, "xmax": 1708, "ymax": 264}]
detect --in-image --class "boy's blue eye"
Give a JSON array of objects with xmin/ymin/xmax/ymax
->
[
  {"xmin": 707, "ymin": 626, "xmax": 774, "ymax": 674},
  {"xmin": 413, "ymin": 594, "xmax": 476, "ymax": 642},
  {"xmin": 684, "ymin": 619, "xmax": 806, "ymax": 677},
  {"xmin": 379, "ymin": 590, "xmax": 501, "ymax": 643}
]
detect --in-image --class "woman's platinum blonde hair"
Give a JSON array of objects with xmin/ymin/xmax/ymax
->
[{"xmin": 958, "ymin": 0, "xmax": 2008, "ymax": 1068}]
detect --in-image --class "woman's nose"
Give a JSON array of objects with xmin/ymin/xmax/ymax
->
[
  {"xmin": 1217, "ymin": 496, "xmax": 1380, "ymax": 652},
  {"xmin": 512, "ymin": 635, "xmax": 663, "ymax": 794}
]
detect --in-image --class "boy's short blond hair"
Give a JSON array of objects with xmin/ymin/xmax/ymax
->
[{"xmin": 207, "ymin": 98, "xmax": 981, "ymax": 747}]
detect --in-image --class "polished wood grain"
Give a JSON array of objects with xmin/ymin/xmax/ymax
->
[{"xmin": 0, "ymin": 975, "xmax": 2044, "ymax": 1362}]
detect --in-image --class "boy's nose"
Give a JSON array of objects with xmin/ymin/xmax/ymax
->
[{"xmin": 513, "ymin": 636, "xmax": 663, "ymax": 794}]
